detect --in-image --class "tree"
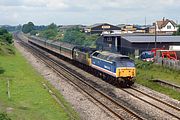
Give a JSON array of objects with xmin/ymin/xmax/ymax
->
[
  {"xmin": 22, "ymin": 22, "xmax": 35, "ymax": 33},
  {"xmin": 176, "ymin": 25, "xmax": 180, "ymax": 35},
  {"xmin": 85, "ymin": 34, "xmax": 98, "ymax": 47},
  {"xmin": 47, "ymin": 23, "xmax": 57, "ymax": 30},
  {"xmin": 63, "ymin": 27, "xmax": 86, "ymax": 45},
  {"xmin": 38, "ymin": 23, "xmax": 58, "ymax": 39},
  {"xmin": 0, "ymin": 28, "xmax": 8, "ymax": 35},
  {"xmin": 40, "ymin": 29, "xmax": 58, "ymax": 39}
]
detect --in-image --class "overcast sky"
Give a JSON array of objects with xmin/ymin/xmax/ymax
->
[{"xmin": 0, "ymin": 0, "xmax": 180, "ymax": 26}]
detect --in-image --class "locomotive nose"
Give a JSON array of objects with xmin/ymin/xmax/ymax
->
[{"xmin": 116, "ymin": 68, "xmax": 136, "ymax": 77}]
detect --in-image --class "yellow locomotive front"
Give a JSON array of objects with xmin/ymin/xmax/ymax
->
[{"xmin": 115, "ymin": 58, "xmax": 136, "ymax": 86}]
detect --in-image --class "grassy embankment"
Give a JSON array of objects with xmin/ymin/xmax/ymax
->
[
  {"xmin": 0, "ymin": 48, "xmax": 79, "ymax": 120},
  {"xmin": 136, "ymin": 60, "xmax": 180, "ymax": 100}
]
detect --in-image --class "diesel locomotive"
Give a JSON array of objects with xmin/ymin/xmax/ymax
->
[{"xmin": 27, "ymin": 35, "xmax": 136, "ymax": 87}]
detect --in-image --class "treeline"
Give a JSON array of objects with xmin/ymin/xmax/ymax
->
[
  {"xmin": 0, "ymin": 25, "xmax": 21, "ymax": 32},
  {"xmin": 22, "ymin": 22, "xmax": 98, "ymax": 47}
]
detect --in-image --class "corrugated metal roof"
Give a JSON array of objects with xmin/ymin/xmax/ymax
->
[{"xmin": 122, "ymin": 36, "xmax": 180, "ymax": 43}]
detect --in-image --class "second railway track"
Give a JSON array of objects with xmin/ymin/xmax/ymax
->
[{"xmin": 122, "ymin": 86, "xmax": 180, "ymax": 119}]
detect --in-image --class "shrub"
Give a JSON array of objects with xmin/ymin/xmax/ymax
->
[
  {"xmin": 135, "ymin": 60, "xmax": 153, "ymax": 69},
  {"xmin": 0, "ymin": 113, "xmax": 11, "ymax": 120}
]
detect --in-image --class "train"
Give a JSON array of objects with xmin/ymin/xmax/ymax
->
[{"xmin": 27, "ymin": 35, "xmax": 136, "ymax": 87}]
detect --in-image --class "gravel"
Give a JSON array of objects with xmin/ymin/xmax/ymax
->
[{"xmin": 14, "ymin": 41, "xmax": 116, "ymax": 120}]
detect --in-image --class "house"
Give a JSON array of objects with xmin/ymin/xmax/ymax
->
[
  {"xmin": 148, "ymin": 26, "xmax": 155, "ymax": 34},
  {"xmin": 84, "ymin": 23, "xmax": 121, "ymax": 34},
  {"xmin": 121, "ymin": 25, "xmax": 137, "ymax": 33},
  {"xmin": 155, "ymin": 18, "xmax": 178, "ymax": 33},
  {"xmin": 134, "ymin": 25, "xmax": 150, "ymax": 33}
]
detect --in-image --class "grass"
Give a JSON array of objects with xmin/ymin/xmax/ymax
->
[
  {"xmin": 0, "ymin": 49, "xmax": 80, "ymax": 120},
  {"xmin": 136, "ymin": 60, "xmax": 180, "ymax": 100}
]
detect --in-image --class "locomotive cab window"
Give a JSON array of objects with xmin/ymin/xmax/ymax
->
[
  {"xmin": 92, "ymin": 52, "xmax": 99, "ymax": 57},
  {"xmin": 115, "ymin": 57, "xmax": 129, "ymax": 61},
  {"xmin": 116, "ymin": 60, "xmax": 135, "ymax": 67},
  {"xmin": 107, "ymin": 56, "xmax": 114, "ymax": 61}
]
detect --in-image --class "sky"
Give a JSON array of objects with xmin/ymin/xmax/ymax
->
[{"xmin": 0, "ymin": 0, "xmax": 180, "ymax": 26}]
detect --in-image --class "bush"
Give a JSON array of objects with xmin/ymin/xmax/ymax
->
[
  {"xmin": 0, "ymin": 113, "xmax": 11, "ymax": 120},
  {"xmin": 0, "ymin": 67, "xmax": 5, "ymax": 74},
  {"xmin": 30, "ymin": 30, "xmax": 38, "ymax": 35},
  {"xmin": 0, "ymin": 28, "xmax": 13, "ymax": 44},
  {"xmin": 0, "ymin": 42, "xmax": 15, "ymax": 55},
  {"xmin": 135, "ymin": 60, "xmax": 153, "ymax": 69}
]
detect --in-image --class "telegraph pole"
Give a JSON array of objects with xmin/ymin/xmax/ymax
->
[{"xmin": 155, "ymin": 23, "xmax": 157, "ymax": 49}]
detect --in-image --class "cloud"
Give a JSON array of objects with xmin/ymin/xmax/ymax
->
[{"xmin": 0, "ymin": 0, "xmax": 180, "ymax": 25}]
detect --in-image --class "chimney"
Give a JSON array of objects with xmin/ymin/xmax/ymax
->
[
  {"xmin": 163, "ymin": 17, "xmax": 165, "ymax": 24},
  {"xmin": 163, "ymin": 17, "xmax": 165, "ymax": 22}
]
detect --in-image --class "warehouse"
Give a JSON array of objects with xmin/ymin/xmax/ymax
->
[{"xmin": 96, "ymin": 34, "xmax": 180, "ymax": 55}]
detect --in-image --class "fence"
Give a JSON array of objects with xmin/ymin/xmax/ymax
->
[{"xmin": 156, "ymin": 58, "xmax": 180, "ymax": 70}]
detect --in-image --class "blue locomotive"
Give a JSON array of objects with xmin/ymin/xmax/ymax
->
[
  {"xmin": 91, "ymin": 51, "xmax": 136, "ymax": 86},
  {"xmin": 27, "ymin": 35, "xmax": 136, "ymax": 86}
]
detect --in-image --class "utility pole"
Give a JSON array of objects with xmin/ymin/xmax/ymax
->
[
  {"xmin": 145, "ymin": 17, "xmax": 147, "ymax": 34},
  {"xmin": 155, "ymin": 22, "xmax": 157, "ymax": 49}
]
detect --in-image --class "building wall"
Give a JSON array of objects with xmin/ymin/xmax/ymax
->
[{"xmin": 96, "ymin": 35, "xmax": 121, "ymax": 52}]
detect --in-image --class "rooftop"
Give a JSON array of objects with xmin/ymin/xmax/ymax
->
[{"xmin": 122, "ymin": 35, "xmax": 180, "ymax": 43}]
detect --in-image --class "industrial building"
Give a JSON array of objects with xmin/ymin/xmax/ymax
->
[{"xmin": 96, "ymin": 34, "xmax": 180, "ymax": 55}]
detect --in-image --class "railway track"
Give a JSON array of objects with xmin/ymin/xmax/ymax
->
[
  {"xmin": 152, "ymin": 79, "xmax": 180, "ymax": 91},
  {"xmin": 15, "ymin": 33, "xmax": 145, "ymax": 120},
  {"xmin": 122, "ymin": 86, "xmax": 180, "ymax": 119}
]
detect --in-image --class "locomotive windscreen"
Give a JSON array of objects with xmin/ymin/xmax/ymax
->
[{"xmin": 116, "ymin": 60, "xmax": 135, "ymax": 67}]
